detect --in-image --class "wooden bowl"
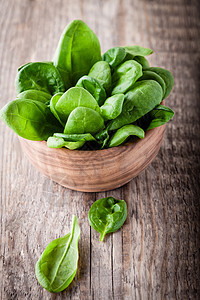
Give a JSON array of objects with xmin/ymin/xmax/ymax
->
[{"xmin": 19, "ymin": 124, "xmax": 166, "ymax": 192}]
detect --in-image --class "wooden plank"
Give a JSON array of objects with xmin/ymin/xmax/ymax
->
[{"xmin": 0, "ymin": 0, "xmax": 199, "ymax": 299}]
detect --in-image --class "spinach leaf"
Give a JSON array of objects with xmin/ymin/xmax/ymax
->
[
  {"xmin": 15, "ymin": 62, "xmax": 65, "ymax": 95},
  {"xmin": 146, "ymin": 67, "xmax": 174, "ymax": 99},
  {"xmin": 100, "ymin": 94, "xmax": 125, "ymax": 121},
  {"xmin": 111, "ymin": 60, "xmax": 143, "ymax": 95},
  {"xmin": 88, "ymin": 61, "xmax": 112, "ymax": 93},
  {"xmin": 53, "ymin": 20, "xmax": 101, "ymax": 88},
  {"xmin": 64, "ymin": 107, "xmax": 104, "ymax": 134},
  {"xmin": 17, "ymin": 90, "xmax": 52, "ymax": 103},
  {"xmin": 133, "ymin": 56, "xmax": 150, "ymax": 69},
  {"xmin": 49, "ymin": 93, "xmax": 65, "ymax": 126},
  {"xmin": 0, "ymin": 99, "xmax": 62, "ymax": 140},
  {"xmin": 101, "ymin": 47, "xmax": 126, "ymax": 68},
  {"xmin": 108, "ymin": 124, "xmax": 144, "ymax": 147},
  {"xmin": 47, "ymin": 133, "xmax": 97, "ymax": 149},
  {"xmin": 35, "ymin": 215, "xmax": 80, "ymax": 293},
  {"xmin": 94, "ymin": 128, "xmax": 110, "ymax": 149},
  {"xmin": 75, "ymin": 75, "xmax": 106, "ymax": 106},
  {"xmin": 146, "ymin": 105, "xmax": 174, "ymax": 130},
  {"xmin": 109, "ymin": 80, "xmax": 163, "ymax": 130},
  {"xmin": 124, "ymin": 45, "xmax": 153, "ymax": 57},
  {"xmin": 88, "ymin": 197, "xmax": 127, "ymax": 241},
  {"xmin": 138, "ymin": 70, "xmax": 166, "ymax": 99},
  {"xmin": 55, "ymin": 87, "xmax": 100, "ymax": 123}
]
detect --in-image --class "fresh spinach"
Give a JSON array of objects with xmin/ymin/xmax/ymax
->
[
  {"xmin": 108, "ymin": 124, "xmax": 144, "ymax": 147},
  {"xmin": 100, "ymin": 94, "xmax": 124, "ymax": 121},
  {"xmin": 47, "ymin": 133, "xmax": 96, "ymax": 149},
  {"xmin": 35, "ymin": 215, "xmax": 80, "ymax": 293},
  {"xmin": 109, "ymin": 80, "xmax": 163, "ymax": 130},
  {"xmin": 49, "ymin": 93, "xmax": 65, "ymax": 126},
  {"xmin": 15, "ymin": 62, "xmax": 65, "ymax": 95},
  {"xmin": 55, "ymin": 87, "xmax": 100, "ymax": 123},
  {"xmin": 17, "ymin": 90, "xmax": 52, "ymax": 103},
  {"xmin": 64, "ymin": 107, "xmax": 104, "ymax": 134},
  {"xmin": 88, "ymin": 61, "xmax": 112, "ymax": 93},
  {"xmin": 75, "ymin": 76, "xmax": 106, "ymax": 106},
  {"xmin": 146, "ymin": 105, "xmax": 174, "ymax": 130},
  {"xmin": 111, "ymin": 60, "xmax": 143, "ymax": 95},
  {"xmin": 102, "ymin": 47, "xmax": 126, "ymax": 68},
  {"xmin": 138, "ymin": 70, "xmax": 166, "ymax": 99},
  {"xmin": 133, "ymin": 56, "xmax": 150, "ymax": 69},
  {"xmin": 123, "ymin": 45, "xmax": 153, "ymax": 57},
  {"xmin": 53, "ymin": 20, "xmax": 101, "ymax": 88},
  {"xmin": 88, "ymin": 197, "xmax": 127, "ymax": 241},
  {"xmin": 0, "ymin": 99, "xmax": 62, "ymax": 140},
  {"xmin": 146, "ymin": 67, "xmax": 174, "ymax": 99}
]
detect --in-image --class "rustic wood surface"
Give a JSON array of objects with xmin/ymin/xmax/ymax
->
[{"xmin": 0, "ymin": 0, "xmax": 199, "ymax": 299}]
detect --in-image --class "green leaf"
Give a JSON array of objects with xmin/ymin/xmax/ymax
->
[
  {"xmin": 49, "ymin": 93, "xmax": 65, "ymax": 126},
  {"xmin": 75, "ymin": 75, "xmax": 106, "ymax": 106},
  {"xmin": 133, "ymin": 56, "xmax": 150, "ymax": 69},
  {"xmin": 64, "ymin": 107, "xmax": 104, "ymax": 135},
  {"xmin": 146, "ymin": 67, "xmax": 174, "ymax": 99},
  {"xmin": 124, "ymin": 45, "xmax": 153, "ymax": 57},
  {"xmin": 88, "ymin": 197, "xmax": 127, "ymax": 241},
  {"xmin": 109, "ymin": 80, "xmax": 163, "ymax": 131},
  {"xmin": 17, "ymin": 90, "xmax": 52, "ymax": 103},
  {"xmin": 100, "ymin": 94, "xmax": 125, "ymax": 121},
  {"xmin": 88, "ymin": 61, "xmax": 112, "ymax": 93},
  {"xmin": 102, "ymin": 47, "xmax": 126, "ymax": 68},
  {"xmin": 108, "ymin": 124, "xmax": 144, "ymax": 147},
  {"xmin": 111, "ymin": 60, "xmax": 143, "ymax": 95},
  {"xmin": 53, "ymin": 20, "xmax": 101, "ymax": 88},
  {"xmin": 55, "ymin": 87, "xmax": 100, "ymax": 123},
  {"xmin": 15, "ymin": 62, "xmax": 65, "ymax": 95},
  {"xmin": 137, "ymin": 70, "xmax": 166, "ymax": 99},
  {"xmin": 0, "ymin": 99, "xmax": 62, "ymax": 140},
  {"xmin": 35, "ymin": 215, "xmax": 80, "ymax": 293},
  {"xmin": 146, "ymin": 105, "xmax": 174, "ymax": 130},
  {"xmin": 47, "ymin": 133, "xmax": 97, "ymax": 149}
]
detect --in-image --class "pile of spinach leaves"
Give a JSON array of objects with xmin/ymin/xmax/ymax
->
[{"xmin": 0, "ymin": 20, "xmax": 174, "ymax": 149}]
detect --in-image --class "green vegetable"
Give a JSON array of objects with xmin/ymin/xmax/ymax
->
[
  {"xmin": 100, "ymin": 94, "xmax": 124, "ymax": 121},
  {"xmin": 35, "ymin": 215, "xmax": 80, "ymax": 293},
  {"xmin": 0, "ymin": 99, "xmax": 62, "ymax": 140},
  {"xmin": 17, "ymin": 90, "xmax": 52, "ymax": 103},
  {"xmin": 124, "ymin": 45, "xmax": 153, "ymax": 57},
  {"xmin": 75, "ymin": 75, "xmax": 106, "ymax": 106},
  {"xmin": 108, "ymin": 124, "xmax": 144, "ymax": 147},
  {"xmin": 49, "ymin": 93, "xmax": 65, "ymax": 126},
  {"xmin": 15, "ymin": 62, "xmax": 65, "ymax": 95},
  {"xmin": 111, "ymin": 60, "xmax": 143, "ymax": 95},
  {"xmin": 47, "ymin": 133, "xmax": 96, "ymax": 149},
  {"xmin": 133, "ymin": 56, "xmax": 150, "ymax": 69},
  {"xmin": 146, "ymin": 105, "xmax": 174, "ymax": 130},
  {"xmin": 102, "ymin": 47, "xmax": 126, "ymax": 68},
  {"xmin": 146, "ymin": 67, "xmax": 174, "ymax": 99},
  {"xmin": 138, "ymin": 70, "xmax": 166, "ymax": 99},
  {"xmin": 109, "ymin": 80, "xmax": 163, "ymax": 130},
  {"xmin": 94, "ymin": 128, "xmax": 110, "ymax": 149},
  {"xmin": 64, "ymin": 107, "xmax": 104, "ymax": 134},
  {"xmin": 53, "ymin": 20, "xmax": 101, "ymax": 88},
  {"xmin": 55, "ymin": 87, "xmax": 100, "ymax": 123},
  {"xmin": 88, "ymin": 197, "xmax": 127, "ymax": 241},
  {"xmin": 88, "ymin": 61, "xmax": 112, "ymax": 93}
]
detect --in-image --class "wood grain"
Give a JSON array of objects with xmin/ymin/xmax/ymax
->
[{"xmin": 0, "ymin": 0, "xmax": 199, "ymax": 299}]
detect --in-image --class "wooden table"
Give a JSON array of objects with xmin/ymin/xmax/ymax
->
[{"xmin": 0, "ymin": 0, "xmax": 199, "ymax": 299}]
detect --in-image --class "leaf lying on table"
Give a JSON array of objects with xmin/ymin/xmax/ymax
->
[
  {"xmin": 88, "ymin": 197, "xmax": 127, "ymax": 241},
  {"xmin": 35, "ymin": 215, "xmax": 80, "ymax": 293}
]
